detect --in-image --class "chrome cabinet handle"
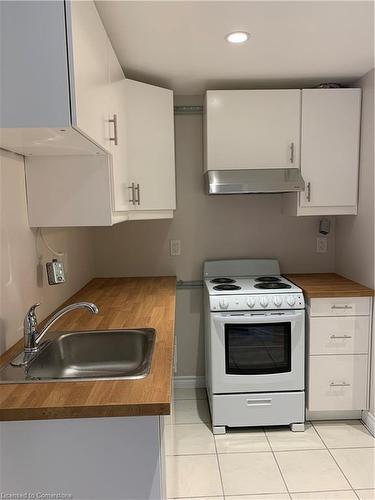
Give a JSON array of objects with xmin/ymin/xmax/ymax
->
[
  {"xmin": 330, "ymin": 382, "xmax": 351, "ymax": 387},
  {"xmin": 128, "ymin": 182, "xmax": 136, "ymax": 205},
  {"xmin": 306, "ymin": 181, "xmax": 311, "ymax": 202},
  {"xmin": 289, "ymin": 142, "xmax": 295, "ymax": 163},
  {"xmin": 109, "ymin": 114, "xmax": 118, "ymax": 145},
  {"xmin": 135, "ymin": 183, "xmax": 140, "ymax": 205},
  {"xmin": 331, "ymin": 305, "xmax": 353, "ymax": 310},
  {"xmin": 330, "ymin": 334, "xmax": 352, "ymax": 339}
]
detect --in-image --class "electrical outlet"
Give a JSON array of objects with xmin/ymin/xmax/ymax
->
[
  {"xmin": 46, "ymin": 259, "xmax": 66, "ymax": 285},
  {"xmin": 316, "ymin": 237, "xmax": 328, "ymax": 253},
  {"xmin": 170, "ymin": 239, "xmax": 181, "ymax": 256}
]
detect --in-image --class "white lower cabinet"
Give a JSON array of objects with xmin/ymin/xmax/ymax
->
[
  {"xmin": 0, "ymin": 416, "xmax": 166, "ymax": 500},
  {"xmin": 308, "ymin": 355, "xmax": 368, "ymax": 411},
  {"xmin": 309, "ymin": 316, "xmax": 370, "ymax": 355},
  {"xmin": 309, "ymin": 297, "xmax": 371, "ymax": 317},
  {"xmin": 307, "ymin": 297, "xmax": 372, "ymax": 415}
]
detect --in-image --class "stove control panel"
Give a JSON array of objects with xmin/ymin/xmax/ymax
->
[{"xmin": 210, "ymin": 294, "xmax": 305, "ymax": 311}]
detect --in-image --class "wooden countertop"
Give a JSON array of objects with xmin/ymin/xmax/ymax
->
[
  {"xmin": 285, "ymin": 273, "xmax": 374, "ymax": 299},
  {"xmin": 0, "ymin": 277, "xmax": 176, "ymax": 421}
]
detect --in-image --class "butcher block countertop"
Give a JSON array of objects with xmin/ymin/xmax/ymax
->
[
  {"xmin": 0, "ymin": 277, "xmax": 176, "ymax": 422},
  {"xmin": 285, "ymin": 273, "xmax": 374, "ymax": 299}
]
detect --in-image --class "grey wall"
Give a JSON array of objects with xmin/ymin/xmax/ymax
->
[
  {"xmin": 335, "ymin": 69, "xmax": 374, "ymax": 289},
  {"xmin": 94, "ymin": 98, "xmax": 335, "ymax": 281},
  {"xmin": 0, "ymin": 149, "xmax": 95, "ymax": 354},
  {"xmin": 335, "ymin": 69, "xmax": 375, "ymax": 414},
  {"xmin": 93, "ymin": 96, "xmax": 335, "ymax": 376}
]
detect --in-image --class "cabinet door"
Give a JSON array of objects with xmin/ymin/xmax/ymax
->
[
  {"xmin": 124, "ymin": 80, "xmax": 176, "ymax": 211},
  {"xmin": 25, "ymin": 156, "xmax": 113, "ymax": 227},
  {"xmin": 107, "ymin": 42, "xmax": 129, "ymax": 213},
  {"xmin": 300, "ymin": 89, "xmax": 361, "ymax": 209},
  {"xmin": 68, "ymin": 0, "xmax": 109, "ymax": 150},
  {"xmin": 205, "ymin": 90, "xmax": 301, "ymax": 171},
  {"xmin": 309, "ymin": 316, "xmax": 370, "ymax": 355},
  {"xmin": 308, "ymin": 355, "xmax": 368, "ymax": 411}
]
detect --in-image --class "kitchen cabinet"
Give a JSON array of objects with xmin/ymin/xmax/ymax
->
[
  {"xmin": 25, "ymin": 155, "xmax": 117, "ymax": 227},
  {"xmin": 1, "ymin": 416, "xmax": 166, "ymax": 500},
  {"xmin": 0, "ymin": 0, "xmax": 110, "ymax": 156},
  {"xmin": 68, "ymin": 0, "xmax": 109, "ymax": 151},
  {"xmin": 107, "ymin": 42, "xmax": 130, "ymax": 213},
  {"xmin": 25, "ymin": 79, "xmax": 176, "ymax": 226},
  {"xmin": 124, "ymin": 80, "xmax": 176, "ymax": 219},
  {"xmin": 204, "ymin": 90, "xmax": 301, "ymax": 171},
  {"xmin": 284, "ymin": 88, "xmax": 361, "ymax": 216},
  {"xmin": 2, "ymin": 0, "xmax": 176, "ymax": 226},
  {"xmin": 306, "ymin": 296, "xmax": 371, "ymax": 416}
]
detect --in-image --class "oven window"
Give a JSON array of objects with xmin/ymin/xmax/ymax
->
[{"xmin": 225, "ymin": 323, "xmax": 291, "ymax": 375}]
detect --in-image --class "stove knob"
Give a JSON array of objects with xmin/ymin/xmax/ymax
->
[
  {"xmin": 287, "ymin": 295, "xmax": 296, "ymax": 307},
  {"xmin": 274, "ymin": 296, "xmax": 282, "ymax": 307},
  {"xmin": 247, "ymin": 297, "xmax": 256, "ymax": 308},
  {"xmin": 260, "ymin": 296, "xmax": 269, "ymax": 308},
  {"xmin": 219, "ymin": 299, "xmax": 229, "ymax": 309}
]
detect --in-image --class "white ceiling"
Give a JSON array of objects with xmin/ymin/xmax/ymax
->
[{"xmin": 96, "ymin": 1, "xmax": 374, "ymax": 94}]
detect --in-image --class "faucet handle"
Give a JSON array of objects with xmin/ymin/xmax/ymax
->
[
  {"xmin": 28, "ymin": 303, "xmax": 40, "ymax": 316},
  {"xmin": 25, "ymin": 303, "xmax": 40, "ymax": 328}
]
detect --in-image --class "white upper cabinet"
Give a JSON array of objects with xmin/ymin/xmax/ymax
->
[
  {"xmin": 204, "ymin": 90, "xmax": 301, "ymax": 171},
  {"xmin": 124, "ymin": 80, "xmax": 176, "ymax": 219},
  {"xmin": 24, "ymin": 79, "xmax": 176, "ymax": 227},
  {"xmin": 285, "ymin": 88, "xmax": 361, "ymax": 216},
  {"xmin": 106, "ymin": 40, "xmax": 129, "ymax": 213},
  {"xmin": 3, "ymin": 0, "xmax": 176, "ymax": 226},
  {"xmin": 68, "ymin": 0, "xmax": 109, "ymax": 151},
  {"xmin": 0, "ymin": 0, "xmax": 110, "ymax": 156}
]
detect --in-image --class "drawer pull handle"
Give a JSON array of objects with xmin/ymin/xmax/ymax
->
[
  {"xmin": 330, "ymin": 335, "xmax": 352, "ymax": 339},
  {"xmin": 331, "ymin": 305, "xmax": 353, "ymax": 310},
  {"xmin": 330, "ymin": 382, "xmax": 351, "ymax": 387},
  {"xmin": 246, "ymin": 399, "xmax": 272, "ymax": 406}
]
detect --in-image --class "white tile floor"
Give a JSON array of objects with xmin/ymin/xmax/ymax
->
[{"xmin": 166, "ymin": 389, "xmax": 375, "ymax": 500}]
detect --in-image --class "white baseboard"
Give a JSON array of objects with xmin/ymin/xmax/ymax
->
[
  {"xmin": 362, "ymin": 410, "xmax": 375, "ymax": 436},
  {"xmin": 173, "ymin": 376, "xmax": 206, "ymax": 389},
  {"xmin": 307, "ymin": 410, "xmax": 362, "ymax": 421}
]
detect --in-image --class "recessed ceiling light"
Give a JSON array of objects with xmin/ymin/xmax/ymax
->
[{"xmin": 226, "ymin": 31, "xmax": 250, "ymax": 44}]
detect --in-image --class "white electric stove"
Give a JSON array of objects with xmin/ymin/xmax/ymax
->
[{"xmin": 204, "ymin": 259, "xmax": 305, "ymax": 434}]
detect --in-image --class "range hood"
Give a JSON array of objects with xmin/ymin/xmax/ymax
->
[{"xmin": 205, "ymin": 168, "xmax": 305, "ymax": 195}]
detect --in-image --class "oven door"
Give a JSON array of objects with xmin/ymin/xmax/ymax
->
[{"xmin": 210, "ymin": 310, "xmax": 305, "ymax": 393}]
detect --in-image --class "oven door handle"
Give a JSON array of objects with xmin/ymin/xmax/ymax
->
[{"xmin": 213, "ymin": 312, "xmax": 302, "ymax": 324}]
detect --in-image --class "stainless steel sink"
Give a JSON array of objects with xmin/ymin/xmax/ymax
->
[{"xmin": 0, "ymin": 329, "xmax": 155, "ymax": 383}]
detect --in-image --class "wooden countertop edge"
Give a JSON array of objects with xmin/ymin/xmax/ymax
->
[
  {"xmin": 285, "ymin": 273, "xmax": 374, "ymax": 299},
  {"xmin": 0, "ymin": 402, "xmax": 171, "ymax": 422}
]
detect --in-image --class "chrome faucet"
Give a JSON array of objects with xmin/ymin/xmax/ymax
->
[{"xmin": 23, "ymin": 302, "xmax": 99, "ymax": 353}]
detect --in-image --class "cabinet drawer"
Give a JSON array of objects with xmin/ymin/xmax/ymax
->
[
  {"xmin": 308, "ymin": 355, "xmax": 368, "ymax": 411},
  {"xmin": 212, "ymin": 392, "xmax": 305, "ymax": 427},
  {"xmin": 309, "ymin": 316, "xmax": 370, "ymax": 355},
  {"xmin": 309, "ymin": 297, "xmax": 371, "ymax": 317}
]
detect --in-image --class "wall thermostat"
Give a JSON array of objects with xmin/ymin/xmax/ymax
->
[{"xmin": 46, "ymin": 259, "xmax": 66, "ymax": 285}]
